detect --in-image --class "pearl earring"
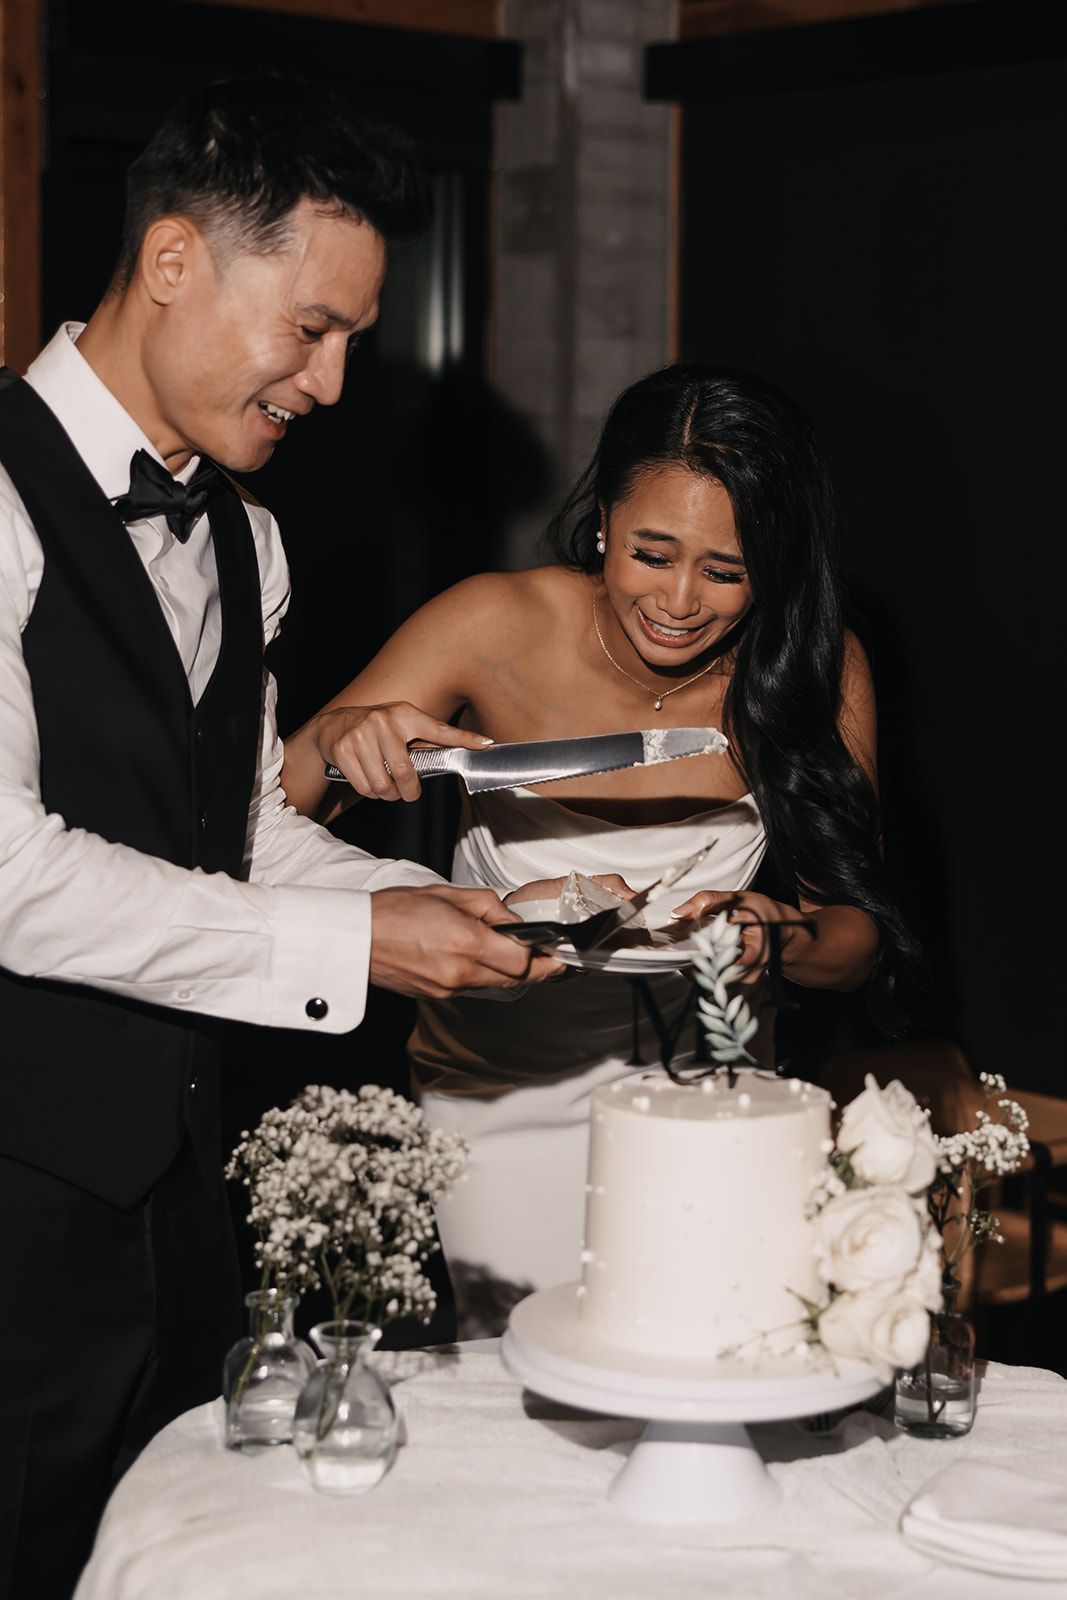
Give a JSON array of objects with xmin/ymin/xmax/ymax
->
[{"xmin": 596, "ymin": 534, "xmax": 606, "ymax": 554}]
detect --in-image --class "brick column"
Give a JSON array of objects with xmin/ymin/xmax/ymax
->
[{"xmin": 495, "ymin": 0, "xmax": 675, "ymax": 566}]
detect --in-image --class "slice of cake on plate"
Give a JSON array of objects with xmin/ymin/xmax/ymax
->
[{"xmin": 556, "ymin": 870, "xmax": 651, "ymax": 948}]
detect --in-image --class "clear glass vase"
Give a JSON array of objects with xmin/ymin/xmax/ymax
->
[
  {"xmin": 223, "ymin": 1289, "xmax": 316, "ymax": 1451},
  {"xmin": 293, "ymin": 1321, "xmax": 398, "ymax": 1494},
  {"xmin": 894, "ymin": 1277, "xmax": 976, "ymax": 1438}
]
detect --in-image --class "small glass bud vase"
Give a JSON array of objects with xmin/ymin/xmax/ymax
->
[
  {"xmin": 223, "ymin": 1289, "xmax": 316, "ymax": 1451},
  {"xmin": 293, "ymin": 1321, "xmax": 398, "ymax": 1494},
  {"xmin": 894, "ymin": 1277, "xmax": 976, "ymax": 1439}
]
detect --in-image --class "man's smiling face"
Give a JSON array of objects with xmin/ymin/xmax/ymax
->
[{"xmin": 142, "ymin": 198, "xmax": 386, "ymax": 472}]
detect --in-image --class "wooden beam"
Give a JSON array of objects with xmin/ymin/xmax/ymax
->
[
  {"xmin": 650, "ymin": 2, "xmax": 1065, "ymax": 99},
  {"xmin": 679, "ymin": 0, "xmax": 977, "ymax": 39},
  {"xmin": 196, "ymin": 0, "xmax": 499, "ymax": 37},
  {"xmin": 0, "ymin": 0, "xmax": 42, "ymax": 372}
]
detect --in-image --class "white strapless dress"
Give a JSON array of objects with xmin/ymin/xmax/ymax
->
[{"xmin": 410, "ymin": 785, "xmax": 767, "ymax": 1335}]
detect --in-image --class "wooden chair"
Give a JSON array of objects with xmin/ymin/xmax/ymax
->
[
  {"xmin": 817, "ymin": 1040, "xmax": 1067, "ymax": 1323},
  {"xmin": 973, "ymin": 1088, "xmax": 1067, "ymax": 1307}
]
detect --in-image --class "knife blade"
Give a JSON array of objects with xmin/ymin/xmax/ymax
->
[{"xmin": 324, "ymin": 727, "xmax": 727, "ymax": 794}]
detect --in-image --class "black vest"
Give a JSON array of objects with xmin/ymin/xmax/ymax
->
[{"xmin": 0, "ymin": 369, "xmax": 263, "ymax": 1207}]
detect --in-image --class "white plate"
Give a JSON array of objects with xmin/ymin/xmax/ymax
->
[{"xmin": 508, "ymin": 898, "xmax": 702, "ymax": 973}]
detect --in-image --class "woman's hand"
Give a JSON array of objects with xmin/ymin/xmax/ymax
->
[
  {"xmin": 669, "ymin": 889, "xmax": 807, "ymax": 987},
  {"xmin": 504, "ymin": 874, "xmax": 636, "ymax": 909},
  {"xmin": 303, "ymin": 702, "xmax": 494, "ymax": 803},
  {"xmin": 670, "ymin": 889, "xmax": 878, "ymax": 990}
]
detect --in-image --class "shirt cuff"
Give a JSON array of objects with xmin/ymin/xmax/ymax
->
[{"xmin": 268, "ymin": 883, "xmax": 372, "ymax": 1033}]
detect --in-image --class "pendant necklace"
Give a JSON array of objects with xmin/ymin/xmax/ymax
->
[{"xmin": 591, "ymin": 594, "xmax": 718, "ymax": 712}]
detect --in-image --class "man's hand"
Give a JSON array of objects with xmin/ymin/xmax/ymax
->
[{"xmin": 369, "ymin": 885, "xmax": 565, "ymax": 998}]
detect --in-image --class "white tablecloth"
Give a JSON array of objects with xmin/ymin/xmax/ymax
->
[{"xmin": 75, "ymin": 1352, "xmax": 1067, "ymax": 1600}]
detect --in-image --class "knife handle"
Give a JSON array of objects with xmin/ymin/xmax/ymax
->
[
  {"xmin": 323, "ymin": 748, "xmax": 459, "ymax": 784},
  {"xmin": 502, "ymin": 921, "xmax": 571, "ymax": 947}
]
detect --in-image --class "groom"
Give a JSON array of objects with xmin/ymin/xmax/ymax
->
[{"xmin": 0, "ymin": 75, "xmax": 557, "ymax": 1599}]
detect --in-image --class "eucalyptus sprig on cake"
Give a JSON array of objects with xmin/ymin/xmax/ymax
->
[
  {"xmin": 226, "ymin": 1083, "xmax": 468, "ymax": 1330},
  {"xmin": 691, "ymin": 913, "xmax": 760, "ymax": 1072}
]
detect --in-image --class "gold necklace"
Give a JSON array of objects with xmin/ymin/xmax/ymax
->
[{"xmin": 591, "ymin": 594, "xmax": 718, "ymax": 711}]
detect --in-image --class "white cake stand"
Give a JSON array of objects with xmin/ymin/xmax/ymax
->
[{"xmin": 502, "ymin": 1282, "xmax": 883, "ymax": 1527}]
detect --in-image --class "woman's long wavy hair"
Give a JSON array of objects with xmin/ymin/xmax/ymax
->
[{"xmin": 545, "ymin": 365, "xmax": 919, "ymax": 1024}]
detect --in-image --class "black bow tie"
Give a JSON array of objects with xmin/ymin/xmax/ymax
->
[{"xmin": 112, "ymin": 448, "xmax": 219, "ymax": 543}]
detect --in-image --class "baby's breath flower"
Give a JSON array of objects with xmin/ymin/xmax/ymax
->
[
  {"xmin": 227, "ymin": 1084, "xmax": 468, "ymax": 1328},
  {"xmin": 929, "ymin": 1077, "xmax": 1029, "ymax": 1273}
]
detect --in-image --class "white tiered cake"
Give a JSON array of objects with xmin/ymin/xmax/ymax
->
[{"xmin": 579, "ymin": 1068, "xmax": 832, "ymax": 1362}]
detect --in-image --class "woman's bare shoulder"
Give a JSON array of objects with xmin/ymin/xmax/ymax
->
[
  {"xmin": 839, "ymin": 628, "xmax": 877, "ymax": 777},
  {"xmin": 842, "ymin": 627, "xmax": 875, "ymax": 703},
  {"xmin": 420, "ymin": 565, "xmax": 586, "ymax": 641}
]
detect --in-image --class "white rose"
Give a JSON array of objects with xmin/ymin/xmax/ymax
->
[
  {"xmin": 863, "ymin": 1295, "xmax": 933, "ymax": 1373},
  {"xmin": 818, "ymin": 1290, "xmax": 932, "ymax": 1382},
  {"xmin": 837, "ymin": 1075, "xmax": 939, "ymax": 1193},
  {"xmin": 814, "ymin": 1184, "xmax": 925, "ymax": 1294}
]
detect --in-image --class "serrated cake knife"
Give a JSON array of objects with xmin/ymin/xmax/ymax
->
[{"xmin": 323, "ymin": 727, "xmax": 728, "ymax": 795}]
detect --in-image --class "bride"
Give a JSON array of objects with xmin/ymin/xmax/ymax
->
[{"xmin": 281, "ymin": 366, "xmax": 916, "ymax": 1332}]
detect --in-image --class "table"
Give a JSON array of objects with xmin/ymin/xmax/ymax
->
[{"xmin": 75, "ymin": 1350, "xmax": 1067, "ymax": 1600}]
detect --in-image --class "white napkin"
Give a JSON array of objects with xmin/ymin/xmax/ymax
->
[{"xmin": 901, "ymin": 1458, "xmax": 1067, "ymax": 1579}]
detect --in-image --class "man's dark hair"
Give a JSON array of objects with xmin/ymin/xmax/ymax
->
[{"xmin": 114, "ymin": 74, "xmax": 431, "ymax": 287}]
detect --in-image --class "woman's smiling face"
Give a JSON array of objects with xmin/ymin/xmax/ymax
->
[{"xmin": 600, "ymin": 464, "xmax": 754, "ymax": 669}]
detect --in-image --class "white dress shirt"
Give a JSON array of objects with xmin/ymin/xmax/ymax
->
[{"xmin": 0, "ymin": 323, "xmax": 440, "ymax": 1033}]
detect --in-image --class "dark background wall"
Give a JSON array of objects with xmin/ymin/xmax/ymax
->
[{"xmin": 652, "ymin": 10, "xmax": 1066, "ymax": 1093}]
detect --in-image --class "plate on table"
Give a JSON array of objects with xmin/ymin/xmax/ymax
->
[{"xmin": 507, "ymin": 899, "xmax": 704, "ymax": 974}]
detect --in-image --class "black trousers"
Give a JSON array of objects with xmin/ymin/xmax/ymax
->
[{"xmin": 0, "ymin": 1139, "xmax": 242, "ymax": 1600}]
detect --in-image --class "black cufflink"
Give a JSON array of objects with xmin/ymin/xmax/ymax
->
[{"xmin": 305, "ymin": 997, "xmax": 329, "ymax": 1020}]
